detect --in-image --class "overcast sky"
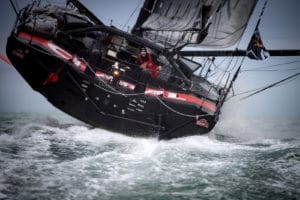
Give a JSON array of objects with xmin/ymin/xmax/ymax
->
[{"xmin": 0, "ymin": 0, "xmax": 299, "ymax": 118}]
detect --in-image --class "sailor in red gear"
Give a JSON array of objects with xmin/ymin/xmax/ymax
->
[{"xmin": 138, "ymin": 47, "xmax": 161, "ymax": 78}]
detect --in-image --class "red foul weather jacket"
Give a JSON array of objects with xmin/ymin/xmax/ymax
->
[{"xmin": 138, "ymin": 53, "xmax": 159, "ymax": 78}]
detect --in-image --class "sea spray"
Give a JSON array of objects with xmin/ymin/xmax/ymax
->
[{"xmin": 0, "ymin": 113, "xmax": 299, "ymax": 199}]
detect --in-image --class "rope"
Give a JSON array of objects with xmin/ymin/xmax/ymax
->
[
  {"xmin": 13, "ymin": 39, "xmax": 212, "ymax": 121},
  {"xmin": 9, "ymin": 0, "xmax": 19, "ymax": 16},
  {"xmin": 67, "ymin": 70, "xmax": 164, "ymax": 129},
  {"xmin": 155, "ymin": 96, "xmax": 210, "ymax": 118},
  {"xmin": 67, "ymin": 71, "xmax": 106, "ymax": 115},
  {"xmin": 219, "ymin": 57, "xmax": 246, "ymax": 105},
  {"xmin": 121, "ymin": 0, "xmax": 143, "ymax": 31},
  {"xmin": 255, "ymin": 0, "xmax": 268, "ymax": 30},
  {"xmin": 226, "ymin": 63, "xmax": 300, "ymax": 101},
  {"xmin": 242, "ymin": 61, "xmax": 300, "ymax": 72},
  {"xmin": 11, "ymin": 3, "xmax": 217, "ymax": 123},
  {"xmin": 215, "ymin": 0, "xmax": 270, "ymax": 104},
  {"xmin": 225, "ymin": 86, "xmax": 265, "ymax": 101},
  {"xmin": 241, "ymin": 72, "xmax": 300, "ymax": 100}
]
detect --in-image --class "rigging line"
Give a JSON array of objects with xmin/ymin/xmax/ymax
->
[
  {"xmin": 21, "ymin": 39, "xmax": 189, "ymax": 97},
  {"xmin": 142, "ymin": 27, "xmax": 208, "ymax": 32},
  {"xmin": 202, "ymin": 24, "xmax": 248, "ymax": 46},
  {"xmin": 46, "ymin": 0, "xmax": 65, "ymax": 5},
  {"xmin": 274, "ymin": 75, "xmax": 300, "ymax": 88},
  {"xmin": 142, "ymin": 1, "xmax": 222, "ymax": 39},
  {"xmin": 122, "ymin": 0, "xmax": 143, "ymax": 31},
  {"xmin": 67, "ymin": 70, "xmax": 106, "ymax": 115},
  {"xmin": 215, "ymin": 56, "xmax": 235, "ymax": 87},
  {"xmin": 154, "ymin": 96, "xmax": 210, "ymax": 118},
  {"xmin": 205, "ymin": 0, "xmax": 227, "ymax": 38},
  {"xmin": 227, "ymin": 56, "xmax": 242, "ymax": 73},
  {"xmin": 212, "ymin": 1, "xmax": 222, "ymax": 39},
  {"xmin": 210, "ymin": 56, "xmax": 240, "ymax": 75},
  {"xmin": 226, "ymin": 86, "xmax": 265, "ymax": 101},
  {"xmin": 202, "ymin": 58, "xmax": 230, "ymax": 98},
  {"xmin": 255, "ymin": 0, "xmax": 268, "ymax": 29},
  {"xmin": 242, "ymin": 68, "xmax": 300, "ymax": 72},
  {"xmin": 226, "ymin": 73, "xmax": 300, "ymax": 101},
  {"xmin": 282, "ymin": 68, "xmax": 300, "ymax": 72},
  {"xmin": 22, "ymin": 40, "xmax": 183, "ymax": 97},
  {"xmin": 200, "ymin": 58, "xmax": 213, "ymax": 77},
  {"xmin": 212, "ymin": 57, "xmax": 228, "ymax": 68},
  {"xmin": 20, "ymin": 37, "xmax": 132, "ymax": 96},
  {"xmin": 143, "ymin": 1, "xmax": 197, "ymax": 31},
  {"xmin": 234, "ymin": 5, "xmax": 247, "ymax": 56},
  {"xmin": 209, "ymin": 60, "xmax": 237, "ymax": 84},
  {"xmin": 199, "ymin": 57, "xmax": 210, "ymax": 75},
  {"xmin": 220, "ymin": 56, "xmax": 246, "ymax": 104},
  {"xmin": 20, "ymin": 39, "xmax": 74, "ymax": 62},
  {"xmin": 14, "ymin": 0, "xmax": 20, "ymax": 12},
  {"xmin": 84, "ymin": 65, "xmax": 124, "ymax": 95},
  {"xmin": 20, "ymin": 36, "xmax": 124, "ymax": 95},
  {"xmin": 235, "ymin": 33, "xmax": 244, "ymax": 50},
  {"xmin": 203, "ymin": 57, "xmax": 233, "ymax": 78},
  {"xmin": 93, "ymin": 79, "xmax": 124, "ymax": 96},
  {"xmin": 208, "ymin": 55, "xmax": 243, "ymax": 88},
  {"xmin": 68, "ymin": 70, "xmax": 163, "ymax": 129},
  {"xmin": 91, "ymin": 65, "xmax": 176, "ymax": 97},
  {"xmin": 92, "ymin": 70, "xmax": 149, "ymax": 97},
  {"xmin": 78, "ymin": 56, "xmax": 152, "ymax": 96},
  {"xmin": 91, "ymin": 63, "xmax": 180, "ymax": 96},
  {"xmin": 93, "ymin": 82, "xmax": 145, "ymax": 97},
  {"xmin": 241, "ymin": 72, "xmax": 300, "ymax": 100},
  {"xmin": 9, "ymin": 0, "xmax": 19, "ymax": 16},
  {"xmin": 98, "ymin": 15, "xmax": 123, "ymax": 28},
  {"xmin": 242, "ymin": 61, "xmax": 300, "ymax": 72}
]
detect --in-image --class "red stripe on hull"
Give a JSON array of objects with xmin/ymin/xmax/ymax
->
[
  {"xmin": 145, "ymin": 88, "xmax": 217, "ymax": 112},
  {"xmin": 18, "ymin": 32, "xmax": 86, "ymax": 72}
]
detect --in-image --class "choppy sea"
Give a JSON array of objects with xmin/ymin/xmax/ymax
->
[{"xmin": 0, "ymin": 112, "xmax": 299, "ymax": 200}]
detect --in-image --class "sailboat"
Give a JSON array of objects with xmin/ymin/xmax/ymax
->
[{"xmin": 4, "ymin": 0, "xmax": 299, "ymax": 139}]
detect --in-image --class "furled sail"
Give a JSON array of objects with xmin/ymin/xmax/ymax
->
[{"xmin": 132, "ymin": 0, "xmax": 257, "ymax": 49}]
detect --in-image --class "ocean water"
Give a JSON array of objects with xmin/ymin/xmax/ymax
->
[{"xmin": 0, "ymin": 112, "xmax": 299, "ymax": 200}]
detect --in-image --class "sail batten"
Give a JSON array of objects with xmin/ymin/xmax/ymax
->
[{"xmin": 132, "ymin": 0, "xmax": 258, "ymax": 49}]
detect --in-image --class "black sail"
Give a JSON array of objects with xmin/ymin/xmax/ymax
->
[{"xmin": 132, "ymin": 0, "xmax": 257, "ymax": 49}]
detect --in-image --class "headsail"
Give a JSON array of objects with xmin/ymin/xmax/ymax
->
[{"xmin": 132, "ymin": 0, "xmax": 257, "ymax": 49}]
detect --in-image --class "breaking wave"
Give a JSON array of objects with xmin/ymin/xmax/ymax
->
[{"xmin": 0, "ymin": 113, "xmax": 299, "ymax": 199}]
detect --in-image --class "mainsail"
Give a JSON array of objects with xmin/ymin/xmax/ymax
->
[{"xmin": 132, "ymin": 0, "xmax": 257, "ymax": 49}]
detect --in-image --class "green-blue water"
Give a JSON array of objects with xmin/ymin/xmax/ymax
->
[{"xmin": 0, "ymin": 113, "xmax": 299, "ymax": 200}]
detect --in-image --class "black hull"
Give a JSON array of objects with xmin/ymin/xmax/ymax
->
[
  {"xmin": 7, "ymin": 35, "xmax": 217, "ymax": 139},
  {"xmin": 5, "ymin": 1, "xmax": 222, "ymax": 139}
]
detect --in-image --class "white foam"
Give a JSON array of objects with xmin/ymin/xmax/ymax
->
[{"xmin": 1, "ymin": 112, "xmax": 299, "ymax": 199}]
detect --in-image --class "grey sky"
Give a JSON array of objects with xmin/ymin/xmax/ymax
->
[{"xmin": 0, "ymin": 0, "xmax": 299, "ymax": 118}]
